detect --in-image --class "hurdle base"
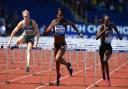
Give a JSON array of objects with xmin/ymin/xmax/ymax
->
[
  {"xmin": 84, "ymin": 84, "xmax": 88, "ymax": 87},
  {"xmin": 40, "ymin": 81, "xmax": 45, "ymax": 85},
  {"xmin": 94, "ymin": 84, "xmax": 99, "ymax": 87},
  {"xmin": 1, "ymin": 45, "xmax": 3, "ymax": 48},
  {"xmin": 5, "ymin": 81, "xmax": 10, "ymax": 84},
  {"xmin": 32, "ymin": 73, "xmax": 37, "ymax": 76},
  {"xmin": 49, "ymin": 82, "xmax": 55, "ymax": 86}
]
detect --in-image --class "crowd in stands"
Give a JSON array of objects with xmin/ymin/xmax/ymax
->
[
  {"xmin": 62, "ymin": 0, "xmax": 128, "ymax": 24},
  {"xmin": 0, "ymin": 0, "xmax": 128, "ymax": 36}
]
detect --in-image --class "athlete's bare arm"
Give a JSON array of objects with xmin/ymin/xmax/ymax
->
[
  {"xmin": 45, "ymin": 20, "xmax": 58, "ymax": 35},
  {"xmin": 32, "ymin": 20, "xmax": 40, "ymax": 47},
  {"xmin": 8, "ymin": 21, "xmax": 22, "ymax": 46},
  {"xmin": 67, "ymin": 20, "xmax": 79, "ymax": 33},
  {"xmin": 96, "ymin": 25, "xmax": 106, "ymax": 40},
  {"xmin": 113, "ymin": 24, "xmax": 122, "ymax": 40},
  {"xmin": 67, "ymin": 20, "xmax": 83, "ymax": 37}
]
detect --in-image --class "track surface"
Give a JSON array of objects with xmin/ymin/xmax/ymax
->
[{"xmin": 0, "ymin": 48, "xmax": 128, "ymax": 89}]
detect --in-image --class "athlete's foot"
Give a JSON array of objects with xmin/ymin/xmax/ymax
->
[
  {"xmin": 106, "ymin": 80, "xmax": 111, "ymax": 87},
  {"xmin": 26, "ymin": 66, "xmax": 30, "ymax": 72},
  {"xmin": 56, "ymin": 74, "xmax": 61, "ymax": 86},
  {"xmin": 67, "ymin": 63, "xmax": 73, "ymax": 76},
  {"xmin": 10, "ymin": 45, "xmax": 19, "ymax": 50}
]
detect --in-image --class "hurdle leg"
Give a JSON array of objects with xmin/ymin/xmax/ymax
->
[
  {"xmin": 32, "ymin": 49, "xmax": 36, "ymax": 75},
  {"xmin": 11, "ymin": 48, "xmax": 15, "ymax": 64},
  {"xmin": 98, "ymin": 52, "xmax": 101, "ymax": 79},
  {"xmin": 49, "ymin": 49, "xmax": 54, "ymax": 85},
  {"xmin": 40, "ymin": 49, "xmax": 44, "ymax": 85},
  {"xmin": 5, "ymin": 48, "xmax": 9, "ymax": 84},
  {"xmin": 76, "ymin": 51, "xmax": 78, "ymax": 70},
  {"xmin": 20, "ymin": 48, "xmax": 23, "ymax": 63},
  {"xmin": 93, "ymin": 51, "xmax": 97, "ymax": 87},
  {"xmin": 114, "ymin": 52, "xmax": 117, "ymax": 71},
  {"xmin": 83, "ymin": 51, "xmax": 87, "ymax": 87}
]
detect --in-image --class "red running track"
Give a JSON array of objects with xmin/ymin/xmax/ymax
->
[{"xmin": 0, "ymin": 48, "xmax": 128, "ymax": 89}]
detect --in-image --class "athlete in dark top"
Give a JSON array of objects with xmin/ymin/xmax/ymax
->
[
  {"xmin": 45, "ymin": 8, "xmax": 83, "ymax": 86},
  {"xmin": 96, "ymin": 14, "xmax": 122, "ymax": 86}
]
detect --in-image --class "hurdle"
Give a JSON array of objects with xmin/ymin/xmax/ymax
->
[
  {"xmin": 47, "ymin": 47, "xmax": 88, "ymax": 86},
  {"xmin": 4, "ymin": 48, "xmax": 9, "ymax": 84},
  {"xmin": 48, "ymin": 49, "xmax": 54, "ymax": 85},
  {"xmin": 3, "ymin": 46, "xmax": 44, "ymax": 84}
]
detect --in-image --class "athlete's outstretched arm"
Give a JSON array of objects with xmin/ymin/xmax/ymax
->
[
  {"xmin": 67, "ymin": 20, "xmax": 79, "ymax": 33},
  {"xmin": 33, "ymin": 20, "xmax": 40, "ymax": 47},
  {"xmin": 113, "ymin": 25, "xmax": 122, "ymax": 40},
  {"xmin": 96, "ymin": 25, "xmax": 106, "ymax": 40},
  {"xmin": 8, "ymin": 21, "xmax": 22, "ymax": 46},
  {"xmin": 44, "ymin": 20, "xmax": 57, "ymax": 35},
  {"xmin": 67, "ymin": 20, "xmax": 83, "ymax": 38}
]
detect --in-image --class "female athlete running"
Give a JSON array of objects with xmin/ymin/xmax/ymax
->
[
  {"xmin": 96, "ymin": 14, "xmax": 122, "ymax": 86},
  {"xmin": 45, "ymin": 8, "xmax": 83, "ymax": 86}
]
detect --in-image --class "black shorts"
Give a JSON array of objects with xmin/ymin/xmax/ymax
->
[
  {"xmin": 99, "ymin": 43, "xmax": 112, "ymax": 57},
  {"xmin": 54, "ymin": 42, "xmax": 66, "ymax": 50}
]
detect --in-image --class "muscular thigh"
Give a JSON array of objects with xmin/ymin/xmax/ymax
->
[
  {"xmin": 17, "ymin": 36, "xmax": 26, "ymax": 44},
  {"xmin": 56, "ymin": 46, "xmax": 66, "ymax": 60},
  {"xmin": 104, "ymin": 50, "xmax": 112, "ymax": 60}
]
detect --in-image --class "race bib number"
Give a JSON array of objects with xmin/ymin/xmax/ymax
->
[
  {"xmin": 55, "ymin": 25, "xmax": 66, "ymax": 35},
  {"xmin": 105, "ymin": 36, "xmax": 112, "ymax": 44}
]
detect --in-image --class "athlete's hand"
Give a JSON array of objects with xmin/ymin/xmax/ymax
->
[{"xmin": 51, "ymin": 21, "xmax": 58, "ymax": 27}]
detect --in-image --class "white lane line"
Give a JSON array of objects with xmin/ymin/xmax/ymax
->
[
  {"xmin": 35, "ymin": 66, "xmax": 93, "ymax": 89},
  {"xmin": 0, "ymin": 59, "xmax": 85, "ymax": 84},
  {"xmin": 0, "ymin": 68, "xmax": 20, "ymax": 74},
  {"xmin": 86, "ymin": 62, "xmax": 127, "ymax": 89}
]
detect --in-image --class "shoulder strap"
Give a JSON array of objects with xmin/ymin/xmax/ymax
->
[
  {"xmin": 29, "ymin": 20, "xmax": 33, "ymax": 27},
  {"xmin": 22, "ymin": 20, "xmax": 26, "ymax": 29}
]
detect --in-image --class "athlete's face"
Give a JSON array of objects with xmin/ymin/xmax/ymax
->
[
  {"xmin": 57, "ymin": 11, "xmax": 64, "ymax": 22},
  {"xmin": 103, "ymin": 16, "xmax": 110, "ymax": 25},
  {"xmin": 22, "ymin": 11, "xmax": 30, "ymax": 22}
]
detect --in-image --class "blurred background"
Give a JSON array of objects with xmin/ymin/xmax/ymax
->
[{"xmin": 0, "ymin": 0, "xmax": 128, "ymax": 39}]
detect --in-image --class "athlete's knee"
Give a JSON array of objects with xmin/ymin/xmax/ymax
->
[
  {"xmin": 16, "ymin": 40, "xmax": 20, "ymax": 46},
  {"xmin": 105, "ymin": 50, "xmax": 112, "ymax": 56},
  {"xmin": 103, "ymin": 56, "xmax": 109, "ymax": 64},
  {"xmin": 27, "ymin": 47, "xmax": 32, "ymax": 54},
  {"xmin": 55, "ymin": 55, "xmax": 62, "ymax": 62},
  {"xmin": 103, "ymin": 60, "xmax": 108, "ymax": 64}
]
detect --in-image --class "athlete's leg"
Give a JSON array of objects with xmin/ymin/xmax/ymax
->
[
  {"xmin": 55, "ymin": 46, "xmax": 67, "ymax": 65},
  {"xmin": 54, "ymin": 49, "xmax": 61, "ymax": 86},
  {"xmin": 55, "ymin": 46, "xmax": 72, "ymax": 86},
  {"xmin": 16, "ymin": 36, "xmax": 26, "ymax": 46},
  {"xmin": 104, "ymin": 50, "xmax": 112, "ymax": 86},
  {"xmin": 56, "ymin": 46, "xmax": 73, "ymax": 76},
  {"xmin": 26, "ymin": 42, "xmax": 33, "ymax": 72},
  {"xmin": 54, "ymin": 49, "xmax": 60, "ymax": 75},
  {"xmin": 100, "ymin": 55, "xmax": 106, "ymax": 80}
]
